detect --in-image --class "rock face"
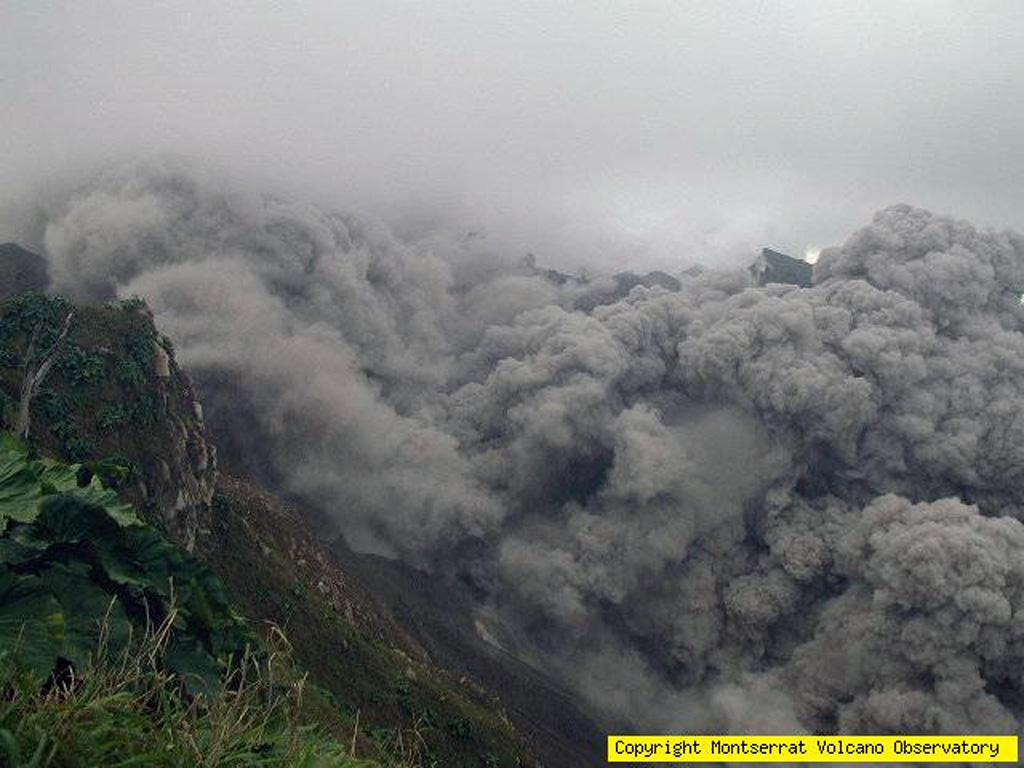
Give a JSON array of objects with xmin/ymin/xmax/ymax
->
[
  {"xmin": 0, "ymin": 243, "xmax": 49, "ymax": 298},
  {"xmin": 145, "ymin": 332, "xmax": 217, "ymax": 550},
  {"xmin": 751, "ymin": 247, "xmax": 813, "ymax": 287}
]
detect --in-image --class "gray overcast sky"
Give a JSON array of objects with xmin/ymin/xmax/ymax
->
[{"xmin": 3, "ymin": 0, "xmax": 1024, "ymax": 271}]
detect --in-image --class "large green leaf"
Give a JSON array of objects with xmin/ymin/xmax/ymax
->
[
  {"xmin": 43, "ymin": 562, "xmax": 132, "ymax": 667},
  {"xmin": 0, "ymin": 537, "xmax": 40, "ymax": 566},
  {"xmin": 65, "ymin": 482, "xmax": 138, "ymax": 527},
  {"xmin": 21, "ymin": 495, "xmax": 123, "ymax": 547},
  {"xmin": 0, "ymin": 565, "xmax": 132, "ymax": 677},
  {"xmin": 164, "ymin": 634, "xmax": 225, "ymax": 695},
  {"xmin": 0, "ymin": 571, "xmax": 66, "ymax": 679},
  {"xmin": 0, "ymin": 434, "xmax": 137, "ymax": 532},
  {"xmin": 0, "ymin": 461, "xmax": 45, "ymax": 531},
  {"xmin": 0, "ymin": 429, "xmax": 250, "ymax": 686},
  {"xmin": 35, "ymin": 457, "xmax": 81, "ymax": 494}
]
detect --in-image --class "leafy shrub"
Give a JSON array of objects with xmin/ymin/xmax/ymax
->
[
  {"xmin": 447, "ymin": 716, "xmax": 475, "ymax": 741},
  {"xmin": 116, "ymin": 295, "xmax": 148, "ymax": 312},
  {"xmin": 116, "ymin": 357, "xmax": 146, "ymax": 393},
  {"xmin": 54, "ymin": 345, "xmax": 106, "ymax": 388},
  {"xmin": 62, "ymin": 433, "xmax": 97, "ymax": 462},
  {"xmin": 0, "ymin": 431, "xmax": 386, "ymax": 767},
  {"xmin": 133, "ymin": 392, "xmax": 162, "ymax": 427},
  {"xmin": 95, "ymin": 403, "xmax": 130, "ymax": 433},
  {"xmin": 0, "ymin": 431, "xmax": 249, "ymax": 687},
  {"xmin": 83, "ymin": 454, "xmax": 137, "ymax": 489},
  {"xmin": 2, "ymin": 293, "xmax": 73, "ymax": 348},
  {"xmin": 37, "ymin": 391, "xmax": 74, "ymax": 424}
]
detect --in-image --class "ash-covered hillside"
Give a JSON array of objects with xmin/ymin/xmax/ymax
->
[{"xmin": 17, "ymin": 158, "xmax": 1024, "ymax": 738}]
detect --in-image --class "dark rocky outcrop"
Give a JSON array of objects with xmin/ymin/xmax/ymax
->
[
  {"xmin": 750, "ymin": 247, "xmax": 813, "ymax": 287},
  {"xmin": 0, "ymin": 243, "xmax": 49, "ymax": 298}
]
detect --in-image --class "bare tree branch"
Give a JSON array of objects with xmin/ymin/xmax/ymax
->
[{"xmin": 16, "ymin": 310, "xmax": 74, "ymax": 440}]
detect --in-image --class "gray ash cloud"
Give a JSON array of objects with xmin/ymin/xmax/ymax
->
[{"xmin": 26, "ymin": 158, "xmax": 1024, "ymax": 736}]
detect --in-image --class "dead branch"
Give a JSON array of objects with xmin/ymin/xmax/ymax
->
[{"xmin": 16, "ymin": 310, "xmax": 75, "ymax": 440}]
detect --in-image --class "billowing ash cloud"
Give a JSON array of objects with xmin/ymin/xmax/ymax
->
[{"xmin": 30, "ymin": 158, "xmax": 1024, "ymax": 736}]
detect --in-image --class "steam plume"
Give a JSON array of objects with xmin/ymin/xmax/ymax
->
[{"xmin": 30, "ymin": 158, "xmax": 1024, "ymax": 735}]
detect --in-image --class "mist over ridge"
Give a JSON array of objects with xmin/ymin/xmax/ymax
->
[{"xmin": 19, "ymin": 157, "xmax": 1024, "ymax": 737}]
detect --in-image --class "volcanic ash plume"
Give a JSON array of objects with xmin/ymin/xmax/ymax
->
[{"xmin": 33, "ymin": 159, "xmax": 1024, "ymax": 735}]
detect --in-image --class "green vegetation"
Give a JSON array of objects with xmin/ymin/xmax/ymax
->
[
  {"xmin": 205, "ymin": 479, "xmax": 533, "ymax": 768},
  {"xmin": 0, "ymin": 431, "xmax": 245, "ymax": 685},
  {"xmin": 0, "ymin": 431, "xmax": 386, "ymax": 767},
  {"xmin": 0, "ymin": 292, "xmax": 196, "ymax": 534},
  {"xmin": 0, "ymin": 293, "xmax": 168, "ymax": 459},
  {"xmin": 0, "ymin": 612, "xmax": 378, "ymax": 767},
  {"xmin": 0, "ymin": 292, "xmax": 536, "ymax": 767}
]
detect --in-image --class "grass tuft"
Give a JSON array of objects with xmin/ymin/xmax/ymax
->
[{"xmin": 0, "ymin": 606, "xmax": 382, "ymax": 767}]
